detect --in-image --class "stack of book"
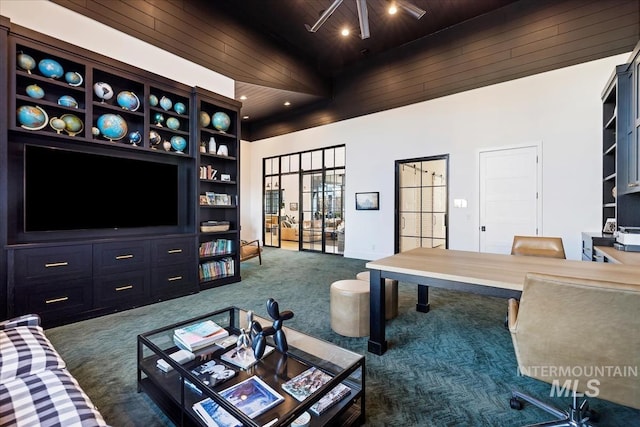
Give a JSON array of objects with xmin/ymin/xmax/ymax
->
[
  {"xmin": 281, "ymin": 366, "xmax": 352, "ymax": 416},
  {"xmin": 173, "ymin": 320, "xmax": 229, "ymax": 352}
]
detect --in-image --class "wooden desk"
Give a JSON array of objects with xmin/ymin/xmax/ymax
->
[
  {"xmin": 595, "ymin": 246, "xmax": 640, "ymax": 265},
  {"xmin": 365, "ymin": 247, "xmax": 640, "ymax": 355}
]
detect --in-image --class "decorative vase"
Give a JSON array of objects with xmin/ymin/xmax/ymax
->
[
  {"xmin": 116, "ymin": 91, "xmax": 140, "ymax": 111},
  {"xmin": 212, "ymin": 111, "xmax": 231, "ymax": 132},
  {"xmin": 162, "ymin": 140, "xmax": 171, "ymax": 152},
  {"xmin": 166, "ymin": 117, "xmax": 180, "ymax": 130},
  {"xmin": 170, "ymin": 135, "xmax": 187, "ymax": 153},
  {"xmin": 57, "ymin": 95, "xmax": 79, "ymax": 108},
  {"xmin": 17, "ymin": 105, "xmax": 48, "ymax": 130},
  {"xmin": 159, "ymin": 96, "xmax": 172, "ymax": 111},
  {"xmin": 25, "ymin": 84, "xmax": 45, "ymax": 99},
  {"xmin": 173, "ymin": 102, "xmax": 186, "ymax": 115},
  {"xmin": 17, "ymin": 51, "xmax": 36, "ymax": 74},
  {"xmin": 217, "ymin": 144, "xmax": 228, "ymax": 156},
  {"xmin": 208, "ymin": 136, "xmax": 216, "ymax": 154},
  {"xmin": 93, "ymin": 82, "xmax": 113, "ymax": 103},
  {"xmin": 38, "ymin": 58, "xmax": 64, "ymax": 79},
  {"xmin": 64, "ymin": 71, "xmax": 83, "ymax": 87},
  {"xmin": 60, "ymin": 114, "xmax": 83, "ymax": 136},
  {"xmin": 96, "ymin": 113, "xmax": 127, "ymax": 141}
]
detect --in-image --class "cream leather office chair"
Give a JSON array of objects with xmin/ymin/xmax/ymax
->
[
  {"xmin": 507, "ymin": 273, "xmax": 640, "ymax": 426},
  {"xmin": 511, "ymin": 235, "xmax": 566, "ymax": 259}
]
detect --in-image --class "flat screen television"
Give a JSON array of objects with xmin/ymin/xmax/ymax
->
[{"xmin": 24, "ymin": 145, "xmax": 180, "ymax": 233}]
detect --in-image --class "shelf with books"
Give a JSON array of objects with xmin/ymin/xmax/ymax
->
[{"xmin": 193, "ymin": 86, "xmax": 241, "ymax": 290}]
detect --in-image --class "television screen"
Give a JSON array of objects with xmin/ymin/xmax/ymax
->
[{"xmin": 24, "ymin": 145, "xmax": 179, "ymax": 232}]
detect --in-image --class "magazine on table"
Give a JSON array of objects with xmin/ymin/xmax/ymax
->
[
  {"xmin": 218, "ymin": 375, "xmax": 284, "ymax": 419},
  {"xmin": 281, "ymin": 366, "xmax": 332, "ymax": 401},
  {"xmin": 174, "ymin": 320, "xmax": 229, "ymax": 352},
  {"xmin": 192, "ymin": 397, "xmax": 241, "ymax": 427},
  {"xmin": 220, "ymin": 345, "xmax": 274, "ymax": 369},
  {"xmin": 308, "ymin": 382, "xmax": 352, "ymax": 415}
]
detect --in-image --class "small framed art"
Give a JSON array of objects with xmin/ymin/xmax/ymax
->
[
  {"xmin": 290, "ymin": 202, "xmax": 298, "ymax": 211},
  {"xmin": 355, "ymin": 192, "xmax": 379, "ymax": 210},
  {"xmin": 603, "ymin": 218, "xmax": 616, "ymax": 234}
]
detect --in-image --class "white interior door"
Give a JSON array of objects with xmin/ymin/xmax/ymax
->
[{"xmin": 479, "ymin": 145, "xmax": 540, "ymax": 254}]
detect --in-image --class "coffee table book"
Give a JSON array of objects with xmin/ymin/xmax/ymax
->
[
  {"xmin": 192, "ymin": 397, "xmax": 241, "ymax": 427},
  {"xmin": 174, "ymin": 320, "xmax": 229, "ymax": 352},
  {"xmin": 221, "ymin": 375, "xmax": 284, "ymax": 419},
  {"xmin": 281, "ymin": 367, "xmax": 331, "ymax": 401}
]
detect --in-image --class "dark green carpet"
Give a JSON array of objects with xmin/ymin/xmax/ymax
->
[{"xmin": 45, "ymin": 248, "xmax": 639, "ymax": 426}]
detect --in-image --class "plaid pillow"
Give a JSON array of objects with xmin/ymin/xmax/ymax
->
[
  {"xmin": 0, "ymin": 368, "xmax": 109, "ymax": 426},
  {"xmin": 0, "ymin": 315, "xmax": 40, "ymax": 331},
  {"xmin": 0, "ymin": 326, "xmax": 66, "ymax": 383}
]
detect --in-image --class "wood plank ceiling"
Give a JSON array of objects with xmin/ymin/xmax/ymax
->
[{"xmin": 51, "ymin": 0, "xmax": 639, "ymax": 141}]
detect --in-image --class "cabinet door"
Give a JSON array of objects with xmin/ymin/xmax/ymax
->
[
  {"xmin": 14, "ymin": 245, "xmax": 92, "ymax": 283},
  {"xmin": 94, "ymin": 240, "xmax": 150, "ymax": 275}
]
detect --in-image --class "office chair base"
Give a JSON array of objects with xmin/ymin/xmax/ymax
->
[{"xmin": 510, "ymin": 390, "xmax": 597, "ymax": 427}]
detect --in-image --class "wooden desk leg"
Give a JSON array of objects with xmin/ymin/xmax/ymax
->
[
  {"xmin": 417, "ymin": 285, "xmax": 430, "ymax": 313},
  {"xmin": 368, "ymin": 269, "xmax": 387, "ymax": 355}
]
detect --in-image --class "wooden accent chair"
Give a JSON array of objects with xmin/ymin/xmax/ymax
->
[
  {"xmin": 511, "ymin": 235, "xmax": 566, "ymax": 259},
  {"xmin": 239, "ymin": 239, "xmax": 262, "ymax": 264},
  {"xmin": 507, "ymin": 273, "xmax": 640, "ymax": 425}
]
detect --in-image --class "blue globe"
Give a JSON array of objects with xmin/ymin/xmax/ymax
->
[
  {"xmin": 17, "ymin": 105, "xmax": 48, "ymax": 130},
  {"xmin": 26, "ymin": 84, "xmax": 45, "ymax": 99},
  {"xmin": 38, "ymin": 58, "xmax": 64, "ymax": 79},
  {"xmin": 116, "ymin": 91, "xmax": 140, "ymax": 111},
  {"xmin": 96, "ymin": 114, "xmax": 128, "ymax": 141},
  {"xmin": 212, "ymin": 111, "xmax": 231, "ymax": 132},
  {"xmin": 170, "ymin": 135, "xmax": 187, "ymax": 153}
]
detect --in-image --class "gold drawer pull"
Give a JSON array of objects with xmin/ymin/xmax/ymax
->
[
  {"xmin": 115, "ymin": 285, "xmax": 133, "ymax": 291},
  {"xmin": 115, "ymin": 254, "xmax": 134, "ymax": 260},
  {"xmin": 45, "ymin": 262, "xmax": 68, "ymax": 268},
  {"xmin": 168, "ymin": 276, "xmax": 183, "ymax": 282},
  {"xmin": 46, "ymin": 296, "xmax": 69, "ymax": 304},
  {"xmin": 167, "ymin": 249, "xmax": 183, "ymax": 254}
]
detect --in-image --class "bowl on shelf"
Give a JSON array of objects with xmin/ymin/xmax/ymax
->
[
  {"xmin": 17, "ymin": 51, "xmax": 36, "ymax": 74},
  {"xmin": 170, "ymin": 135, "xmax": 187, "ymax": 153},
  {"xmin": 25, "ymin": 84, "xmax": 45, "ymax": 99},
  {"xmin": 96, "ymin": 113, "xmax": 127, "ymax": 141},
  {"xmin": 116, "ymin": 91, "xmax": 141, "ymax": 111},
  {"xmin": 38, "ymin": 58, "xmax": 64, "ymax": 79},
  {"xmin": 17, "ymin": 105, "xmax": 48, "ymax": 130},
  {"xmin": 60, "ymin": 114, "xmax": 84, "ymax": 136},
  {"xmin": 64, "ymin": 71, "xmax": 83, "ymax": 87},
  {"xmin": 212, "ymin": 111, "xmax": 231, "ymax": 132}
]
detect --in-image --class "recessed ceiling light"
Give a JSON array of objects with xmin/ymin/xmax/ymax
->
[
  {"xmin": 284, "ymin": 101, "xmax": 291, "ymax": 106},
  {"xmin": 388, "ymin": 5, "xmax": 398, "ymax": 15},
  {"xmin": 341, "ymin": 28, "xmax": 350, "ymax": 36},
  {"xmin": 242, "ymin": 116, "xmax": 249, "ymax": 120},
  {"xmin": 239, "ymin": 95, "xmax": 247, "ymax": 100}
]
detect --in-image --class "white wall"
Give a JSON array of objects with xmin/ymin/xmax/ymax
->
[{"xmin": 242, "ymin": 55, "xmax": 629, "ymax": 261}]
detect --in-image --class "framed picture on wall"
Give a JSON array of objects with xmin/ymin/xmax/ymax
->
[
  {"xmin": 290, "ymin": 202, "xmax": 298, "ymax": 211},
  {"xmin": 355, "ymin": 192, "xmax": 379, "ymax": 210}
]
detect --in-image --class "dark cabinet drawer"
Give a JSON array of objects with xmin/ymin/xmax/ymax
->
[
  {"xmin": 151, "ymin": 263, "xmax": 197, "ymax": 297},
  {"xmin": 94, "ymin": 241, "xmax": 150, "ymax": 275},
  {"xmin": 14, "ymin": 245, "xmax": 92, "ymax": 283},
  {"xmin": 152, "ymin": 237, "xmax": 195, "ymax": 265},
  {"xmin": 13, "ymin": 278, "xmax": 93, "ymax": 322},
  {"xmin": 94, "ymin": 270, "xmax": 150, "ymax": 306}
]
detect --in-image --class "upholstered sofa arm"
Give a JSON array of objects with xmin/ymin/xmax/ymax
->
[
  {"xmin": 0, "ymin": 314, "xmax": 41, "ymax": 330},
  {"xmin": 507, "ymin": 298, "xmax": 519, "ymax": 332}
]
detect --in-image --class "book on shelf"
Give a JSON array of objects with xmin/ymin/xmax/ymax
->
[
  {"xmin": 173, "ymin": 320, "xmax": 229, "ymax": 352},
  {"xmin": 308, "ymin": 382, "xmax": 351, "ymax": 415},
  {"xmin": 281, "ymin": 366, "xmax": 332, "ymax": 401},
  {"xmin": 220, "ymin": 345, "xmax": 274, "ymax": 369},
  {"xmin": 219, "ymin": 375, "xmax": 284, "ymax": 419}
]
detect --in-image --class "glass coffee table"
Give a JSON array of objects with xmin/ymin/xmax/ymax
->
[{"xmin": 137, "ymin": 307, "xmax": 365, "ymax": 426}]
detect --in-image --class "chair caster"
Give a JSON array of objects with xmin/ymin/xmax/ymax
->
[{"xmin": 510, "ymin": 397, "xmax": 523, "ymax": 410}]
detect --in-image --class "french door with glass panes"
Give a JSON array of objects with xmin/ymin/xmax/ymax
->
[{"xmin": 396, "ymin": 155, "xmax": 448, "ymax": 253}]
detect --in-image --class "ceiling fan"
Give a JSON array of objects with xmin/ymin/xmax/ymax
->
[{"xmin": 305, "ymin": 0, "xmax": 426, "ymax": 40}]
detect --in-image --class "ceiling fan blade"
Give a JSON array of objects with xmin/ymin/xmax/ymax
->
[
  {"xmin": 305, "ymin": 0, "xmax": 345, "ymax": 33},
  {"xmin": 355, "ymin": 0, "xmax": 370, "ymax": 39},
  {"xmin": 396, "ymin": 0, "xmax": 426, "ymax": 19}
]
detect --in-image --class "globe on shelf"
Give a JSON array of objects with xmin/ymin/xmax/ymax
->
[
  {"xmin": 17, "ymin": 105, "xmax": 48, "ymax": 130},
  {"xmin": 38, "ymin": 58, "xmax": 64, "ymax": 79},
  {"xmin": 49, "ymin": 117, "xmax": 66, "ymax": 134},
  {"xmin": 166, "ymin": 117, "xmax": 180, "ymax": 130},
  {"xmin": 159, "ymin": 96, "xmax": 172, "ymax": 111},
  {"xmin": 96, "ymin": 113, "xmax": 127, "ymax": 141},
  {"xmin": 149, "ymin": 130, "xmax": 162, "ymax": 146},
  {"xmin": 60, "ymin": 114, "xmax": 83, "ymax": 136},
  {"xmin": 128, "ymin": 130, "xmax": 142, "ymax": 145},
  {"xmin": 116, "ymin": 91, "xmax": 140, "ymax": 111},
  {"xmin": 64, "ymin": 71, "xmax": 83, "ymax": 87},
  {"xmin": 93, "ymin": 82, "xmax": 114, "ymax": 103},
  {"xmin": 153, "ymin": 112, "xmax": 165, "ymax": 127},
  {"xmin": 149, "ymin": 94, "xmax": 159, "ymax": 107},
  {"xmin": 57, "ymin": 95, "xmax": 79, "ymax": 108},
  {"xmin": 91, "ymin": 126, "xmax": 101, "ymax": 138},
  {"xmin": 17, "ymin": 51, "xmax": 36, "ymax": 74},
  {"xmin": 25, "ymin": 84, "xmax": 45, "ymax": 99},
  {"xmin": 174, "ymin": 102, "xmax": 187, "ymax": 115},
  {"xmin": 198, "ymin": 111, "xmax": 211, "ymax": 128},
  {"xmin": 170, "ymin": 135, "xmax": 187, "ymax": 153},
  {"xmin": 212, "ymin": 111, "xmax": 231, "ymax": 132}
]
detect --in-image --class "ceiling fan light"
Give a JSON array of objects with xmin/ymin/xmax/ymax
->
[{"xmin": 396, "ymin": 0, "xmax": 426, "ymax": 19}]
